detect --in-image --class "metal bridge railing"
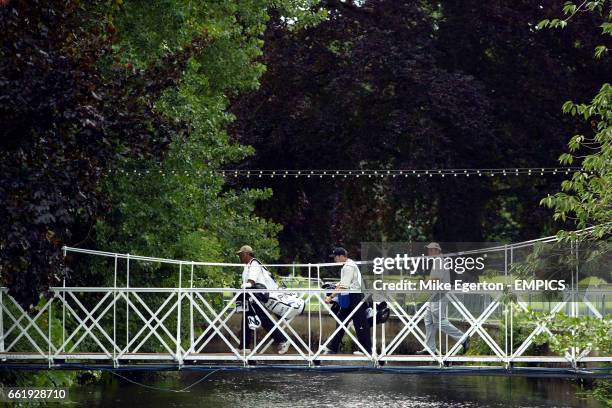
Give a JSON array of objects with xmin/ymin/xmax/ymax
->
[
  {"xmin": 1, "ymin": 230, "xmax": 609, "ymax": 368},
  {"xmin": 1, "ymin": 286, "xmax": 610, "ymax": 368}
]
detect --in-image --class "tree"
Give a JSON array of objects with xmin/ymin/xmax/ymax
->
[
  {"xmin": 93, "ymin": 1, "xmax": 325, "ymax": 287},
  {"xmin": 537, "ymin": 4, "xmax": 611, "ymax": 405},
  {"xmin": 539, "ymin": 0, "xmax": 611, "ymax": 240},
  {"xmin": 0, "ymin": 0, "xmax": 195, "ymax": 305},
  {"xmin": 231, "ymin": 0, "xmax": 609, "ymax": 263},
  {"xmin": 434, "ymin": 0, "xmax": 609, "ymax": 239},
  {"xmin": 0, "ymin": 0, "xmax": 325, "ymax": 304}
]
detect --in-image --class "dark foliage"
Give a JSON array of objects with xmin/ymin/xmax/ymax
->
[
  {"xmin": 231, "ymin": 0, "xmax": 496, "ymax": 261},
  {"xmin": 0, "ymin": 1, "xmax": 204, "ymax": 306},
  {"xmin": 230, "ymin": 0, "xmax": 607, "ymax": 262}
]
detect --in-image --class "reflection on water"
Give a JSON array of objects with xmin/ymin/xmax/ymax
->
[{"xmin": 71, "ymin": 370, "xmax": 603, "ymax": 408}]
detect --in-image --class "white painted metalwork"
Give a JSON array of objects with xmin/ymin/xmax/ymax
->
[
  {"xmin": 0, "ymin": 286, "xmax": 608, "ymax": 367},
  {"xmin": 0, "ymin": 230, "xmax": 609, "ymax": 368}
]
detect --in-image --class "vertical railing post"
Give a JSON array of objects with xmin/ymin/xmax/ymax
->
[
  {"xmin": 126, "ymin": 254, "xmax": 130, "ymax": 355},
  {"xmin": 504, "ymin": 244, "xmax": 508, "ymax": 367},
  {"xmin": 317, "ymin": 265, "xmax": 322, "ymax": 355},
  {"xmin": 381, "ymin": 318, "xmax": 386, "ymax": 358},
  {"xmin": 48, "ymin": 297, "xmax": 52, "ymax": 368},
  {"xmin": 62, "ymin": 279, "xmax": 65, "ymax": 354},
  {"xmin": 113, "ymin": 254, "xmax": 117, "ymax": 367},
  {"xmin": 308, "ymin": 264, "xmax": 311, "ymax": 365},
  {"xmin": 571, "ymin": 239, "xmax": 577, "ymax": 368},
  {"xmin": 510, "ymin": 245, "xmax": 514, "ymax": 361},
  {"xmin": 0, "ymin": 289, "xmax": 4, "ymax": 353},
  {"xmin": 242, "ymin": 284, "xmax": 246, "ymax": 366},
  {"xmin": 373, "ymin": 300, "xmax": 377, "ymax": 365},
  {"xmin": 190, "ymin": 263, "xmax": 194, "ymax": 354},
  {"xmin": 438, "ymin": 293, "xmax": 442, "ymax": 367},
  {"xmin": 176, "ymin": 261, "xmax": 183, "ymax": 365},
  {"xmin": 444, "ymin": 300, "xmax": 448, "ymax": 356}
]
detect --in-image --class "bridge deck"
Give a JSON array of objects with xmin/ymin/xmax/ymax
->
[
  {"xmin": 1, "ymin": 352, "xmax": 609, "ymax": 363},
  {"xmin": 0, "ymin": 355, "xmax": 609, "ymax": 379}
]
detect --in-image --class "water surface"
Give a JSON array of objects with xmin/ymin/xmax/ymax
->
[{"xmin": 71, "ymin": 370, "xmax": 604, "ymax": 407}]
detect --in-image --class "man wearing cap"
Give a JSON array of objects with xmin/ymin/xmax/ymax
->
[
  {"xmin": 236, "ymin": 245, "xmax": 290, "ymax": 355},
  {"xmin": 321, "ymin": 247, "xmax": 372, "ymax": 355},
  {"xmin": 416, "ymin": 242, "xmax": 470, "ymax": 355}
]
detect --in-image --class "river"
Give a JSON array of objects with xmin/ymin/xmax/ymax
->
[{"xmin": 68, "ymin": 370, "xmax": 604, "ymax": 407}]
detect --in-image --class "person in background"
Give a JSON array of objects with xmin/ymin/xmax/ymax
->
[
  {"xmin": 322, "ymin": 247, "xmax": 372, "ymax": 355},
  {"xmin": 416, "ymin": 242, "xmax": 470, "ymax": 355},
  {"xmin": 237, "ymin": 245, "xmax": 290, "ymax": 355}
]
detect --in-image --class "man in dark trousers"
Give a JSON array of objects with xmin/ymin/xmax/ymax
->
[
  {"xmin": 237, "ymin": 245, "xmax": 290, "ymax": 355},
  {"xmin": 322, "ymin": 247, "xmax": 372, "ymax": 355}
]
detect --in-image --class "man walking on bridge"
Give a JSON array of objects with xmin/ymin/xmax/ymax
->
[
  {"xmin": 416, "ymin": 242, "xmax": 470, "ymax": 355},
  {"xmin": 237, "ymin": 245, "xmax": 290, "ymax": 355},
  {"xmin": 322, "ymin": 247, "xmax": 372, "ymax": 355}
]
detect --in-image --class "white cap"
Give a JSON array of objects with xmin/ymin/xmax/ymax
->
[{"xmin": 425, "ymin": 242, "xmax": 441, "ymax": 251}]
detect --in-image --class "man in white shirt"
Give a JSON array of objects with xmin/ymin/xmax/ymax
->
[
  {"xmin": 237, "ymin": 245, "xmax": 290, "ymax": 355},
  {"xmin": 416, "ymin": 242, "xmax": 469, "ymax": 355},
  {"xmin": 323, "ymin": 247, "xmax": 371, "ymax": 355}
]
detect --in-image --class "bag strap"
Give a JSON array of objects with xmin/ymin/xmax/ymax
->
[{"xmin": 250, "ymin": 257, "xmax": 278, "ymax": 284}]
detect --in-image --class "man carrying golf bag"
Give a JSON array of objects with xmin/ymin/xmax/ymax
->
[
  {"xmin": 322, "ymin": 247, "xmax": 372, "ymax": 355},
  {"xmin": 236, "ymin": 245, "xmax": 291, "ymax": 355}
]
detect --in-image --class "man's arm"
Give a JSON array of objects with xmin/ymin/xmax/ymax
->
[
  {"xmin": 325, "ymin": 265, "xmax": 354, "ymax": 303},
  {"xmin": 324, "ymin": 282, "xmax": 345, "ymax": 303}
]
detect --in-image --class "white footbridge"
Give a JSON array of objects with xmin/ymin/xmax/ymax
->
[{"xmin": 0, "ymin": 234, "xmax": 610, "ymax": 374}]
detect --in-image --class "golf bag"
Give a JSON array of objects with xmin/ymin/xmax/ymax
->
[
  {"xmin": 322, "ymin": 283, "xmax": 389, "ymax": 325},
  {"xmin": 264, "ymin": 291, "xmax": 305, "ymax": 320},
  {"xmin": 237, "ymin": 280, "xmax": 305, "ymax": 321},
  {"xmin": 365, "ymin": 301, "xmax": 390, "ymax": 326},
  {"xmin": 235, "ymin": 282, "xmax": 269, "ymax": 312},
  {"xmin": 247, "ymin": 314, "xmax": 261, "ymax": 330}
]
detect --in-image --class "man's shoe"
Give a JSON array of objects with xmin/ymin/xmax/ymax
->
[
  {"xmin": 462, "ymin": 338, "xmax": 470, "ymax": 354},
  {"xmin": 353, "ymin": 351, "xmax": 365, "ymax": 355},
  {"xmin": 240, "ymin": 348, "xmax": 252, "ymax": 354},
  {"xmin": 320, "ymin": 346, "xmax": 336, "ymax": 355},
  {"xmin": 278, "ymin": 341, "xmax": 290, "ymax": 355}
]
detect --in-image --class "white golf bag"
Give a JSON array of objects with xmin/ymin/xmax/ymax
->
[{"xmin": 264, "ymin": 291, "xmax": 305, "ymax": 321}]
